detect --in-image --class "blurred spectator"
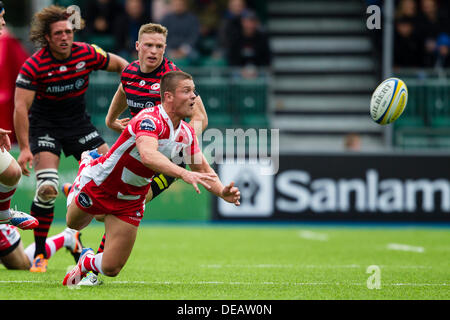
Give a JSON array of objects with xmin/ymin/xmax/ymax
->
[
  {"xmin": 435, "ymin": 33, "xmax": 450, "ymax": 68},
  {"xmin": 227, "ymin": 10, "xmax": 271, "ymax": 75},
  {"xmin": 416, "ymin": 0, "xmax": 445, "ymax": 67},
  {"xmin": 114, "ymin": 0, "xmax": 151, "ymax": 60},
  {"xmin": 160, "ymin": 0, "xmax": 200, "ymax": 63},
  {"xmin": 394, "ymin": 17, "xmax": 424, "ymax": 67},
  {"xmin": 395, "ymin": 0, "xmax": 418, "ymax": 20},
  {"xmin": 219, "ymin": 0, "xmax": 248, "ymax": 59},
  {"xmin": 152, "ymin": 0, "xmax": 171, "ymax": 23},
  {"xmin": 192, "ymin": 0, "xmax": 227, "ymax": 59},
  {"xmin": 85, "ymin": 0, "xmax": 119, "ymax": 35},
  {"xmin": 344, "ymin": 133, "xmax": 362, "ymax": 152}
]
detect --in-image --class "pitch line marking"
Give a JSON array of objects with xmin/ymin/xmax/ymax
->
[
  {"xmin": 199, "ymin": 264, "xmax": 432, "ymax": 269},
  {"xmin": 387, "ymin": 243, "xmax": 425, "ymax": 253},
  {"xmin": 0, "ymin": 280, "xmax": 448, "ymax": 287},
  {"xmin": 298, "ymin": 230, "xmax": 329, "ymax": 241}
]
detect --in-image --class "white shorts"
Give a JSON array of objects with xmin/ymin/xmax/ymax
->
[
  {"xmin": 0, "ymin": 149, "xmax": 14, "ymax": 175},
  {"xmin": 0, "ymin": 224, "xmax": 21, "ymax": 257}
]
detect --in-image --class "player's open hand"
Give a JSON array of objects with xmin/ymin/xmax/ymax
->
[
  {"xmin": 17, "ymin": 148, "xmax": 34, "ymax": 176},
  {"xmin": 0, "ymin": 128, "xmax": 12, "ymax": 152},
  {"xmin": 181, "ymin": 170, "xmax": 217, "ymax": 194},
  {"xmin": 113, "ymin": 118, "xmax": 130, "ymax": 132},
  {"xmin": 221, "ymin": 181, "xmax": 241, "ymax": 206}
]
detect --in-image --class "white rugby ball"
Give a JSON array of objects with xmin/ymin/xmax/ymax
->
[{"xmin": 370, "ymin": 77, "xmax": 408, "ymax": 125}]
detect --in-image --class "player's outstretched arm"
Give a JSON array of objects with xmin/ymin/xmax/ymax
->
[
  {"xmin": 0, "ymin": 128, "xmax": 12, "ymax": 152},
  {"xmin": 105, "ymin": 83, "xmax": 130, "ymax": 133},
  {"xmin": 136, "ymin": 135, "xmax": 216, "ymax": 194},
  {"xmin": 105, "ymin": 53, "xmax": 129, "ymax": 74},
  {"xmin": 188, "ymin": 153, "xmax": 241, "ymax": 206},
  {"xmin": 14, "ymin": 87, "xmax": 36, "ymax": 176}
]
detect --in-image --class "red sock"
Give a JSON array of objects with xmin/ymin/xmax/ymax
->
[{"xmin": 82, "ymin": 253, "xmax": 102, "ymax": 274}]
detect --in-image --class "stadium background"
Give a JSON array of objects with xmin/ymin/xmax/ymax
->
[{"xmin": 1, "ymin": 0, "xmax": 449, "ymax": 223}]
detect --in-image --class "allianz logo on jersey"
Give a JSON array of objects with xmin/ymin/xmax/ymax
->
[
  {"xmin": 126, "ymin": 99, "xmax": 154, "ymax": 109},
  {"xmin": 46, "ymin": 79, "xmax": 85, "ymax": 93},
  {"xmin": 78, "ymin": 131, "xmax": 99, "ymax": 144}
]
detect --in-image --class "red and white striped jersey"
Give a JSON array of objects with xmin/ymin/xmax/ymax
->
[{"xmin": 79, "ymin": 105, "xmax": 200, "ymax": 203}]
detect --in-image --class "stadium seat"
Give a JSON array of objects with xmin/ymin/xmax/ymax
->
[
  {"xmin": 196, "ymin": 79, "xmax": 234, "ymax": 128},
  {"xmin": 86, "ymin": 34, "xmax": 116, "ymax": 53},
  {"xmin": 232, "ymin": 79, "xmax": 268, "ymax": 128},
  {"xmin": 394, "ymin": 116, "xmax": 425, "ymax": 128}
]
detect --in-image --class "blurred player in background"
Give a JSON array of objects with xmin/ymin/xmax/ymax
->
[
  {"xmin": 63, "ymin": 23, "xmax": 209, "ymax": 285},
  {"xmin": 0, "ymin": 224, "xmax": 81, "ymax": 271},
  {"xmin": 0, "ymin": 1, "xmax": 39, "ymax": 231},
  {"xmin": 62, "ymin": 71, "xmax": 240, "ymax": 286},
  {"xmin": 13, "ymin": 5, "xmax": 129, "ymax": 272}
]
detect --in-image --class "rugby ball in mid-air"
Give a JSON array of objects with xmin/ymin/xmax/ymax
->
[{"xmin": 370, "ymin": 77, "xmax": 408, "ymax": 125}]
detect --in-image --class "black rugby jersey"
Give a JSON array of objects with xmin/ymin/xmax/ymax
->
[
  {"xmin": 16, "ymin": 42, "xmax": 110, "ymax": 127},
  {"xmin": 121, "ymin": 57, "xmax": 180, "ymax": 117}
]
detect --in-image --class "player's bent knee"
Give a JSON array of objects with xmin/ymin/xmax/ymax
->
[
  {"xmin": 101, "ymin": 264, "xmax": 122, "ymax": 277},
  {"xmin": 0, "ymin": 159, "xmax": 22, "ymax": 186}
]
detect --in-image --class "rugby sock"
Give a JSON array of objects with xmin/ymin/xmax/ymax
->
[
  {"xmin": 97, "ymin": 233, "xmax": 106, "ymax": 254},
  {"xmin": 92, "ymin": 233, "xmax": 106, "ymax": 276},
  {"xmin": 82, "ymin": 252, "xmax": 104, "ymax": 275},
  {"xmin": 24, "ymin": 231, "xmax": 66, "ymax": 263},
  {"xmin": 0, "ymin": 183, "xmax": 17, "ymax": 221},
  {"xmin": 31, "ymin": 203, "xmax": 54, "ymax": 258}
]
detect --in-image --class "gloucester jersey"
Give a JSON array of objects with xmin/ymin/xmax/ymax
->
[
  {"xmin": 16, "ymin": 42, "xmax": 110, "ymax": 128},
  {"xmin": 69, "ymin": 105, "xmax": 200, "ymax": 225},
  {"xmin": 121, "ymin": 57, "xmax": 180, "ymax": 116}
]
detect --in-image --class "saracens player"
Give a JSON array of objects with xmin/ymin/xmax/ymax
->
[
  {"xmin": 106, "ymin": 23, "xmax": 208, "ymax": 201},
  {"xmin": 63, "ymin": 71, "xmax": 240, "ymax": 286},
  {"xmin": 13, "ymin": 5, "xmax": 129, "ymax": 272},
  {"xmin": 71, "ymin": 23, "xmax": 209, "ymax": 286}
]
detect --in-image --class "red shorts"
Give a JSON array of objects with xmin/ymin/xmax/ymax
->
[{"xmin": 70, "ymin": 180, "xmax": 145, "ymax": 227}]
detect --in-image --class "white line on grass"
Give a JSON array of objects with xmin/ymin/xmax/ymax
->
[
  {"xmin": 199, "ymin": 264, "xmax": 432, "ymax": 269},
  {"xmin": 298, "ymin": 230, "xmax": 329, "ymax": 241},
  {"xmin": 0, "ymin": 280, "xmax": 447, "ymax": 287},
  {"xmin": 387, "ymin": 243, "xmax": 425, "ymax": 253}
]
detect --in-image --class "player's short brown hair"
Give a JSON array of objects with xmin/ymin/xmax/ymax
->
[
  {"xmin": 138, "ymin": 23, "xmax": 168, "ymax": 41},
  {"xmin": 29, "ymin": 5, "xmax": 85, "ymax": 48},
  {"xmin": 160, "ymin": 71, "xmax": 193, "ymax": 102}
]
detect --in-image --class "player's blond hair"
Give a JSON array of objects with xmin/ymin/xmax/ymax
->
[
  {"xmin": 160, "ymin": 71, "xmax": 193, "ymax": 102},
  {"xmin": 29, "ymin": 5, "xmax": 85, "ymax": 48},
  {"xmin": 138, "ymin": 23, "xmax": 168, "ymax": 41}
]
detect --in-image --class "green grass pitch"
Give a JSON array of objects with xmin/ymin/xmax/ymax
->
[{"xmin": 0, "ymin": 222, "xmax": 449, "ymax": 300}]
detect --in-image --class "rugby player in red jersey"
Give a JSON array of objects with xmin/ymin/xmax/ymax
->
[
  {"xmin": 13, "ymin": 5, "xmax": 129, "ymax": 272},
  {"xmin": 72, "ymin": 23, "xmax": 209, "ymax": 285},
  {"xmin": 62, "ymin": 71, "xmax": 240, "ymax": 286},
  {"xmin": 0, "ymin": 1, "xmax": 39, "ymax": 231}
]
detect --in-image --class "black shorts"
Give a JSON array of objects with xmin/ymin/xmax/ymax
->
[{"xmin": 29, "ymin": 121, "xmax": 106, "ymax": 161}]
